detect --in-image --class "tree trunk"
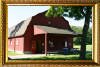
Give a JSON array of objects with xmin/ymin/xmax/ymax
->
[{"xmin": 79, "ymin": 7, "xmax": 91, "ymax": 59}]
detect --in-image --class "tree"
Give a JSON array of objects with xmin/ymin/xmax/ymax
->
[
  {"xmin": 63, "ymin": 6, "xmax": 92, "ymax": 59},
  {"xmin": 45, "ymin": 6, "xmax": 92, "ymax": 59},
  {"xmin": 45, "ymin": 6, "xmax": 64, "ymax": 17}
]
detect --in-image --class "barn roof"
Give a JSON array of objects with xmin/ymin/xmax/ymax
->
[
  {"xmin": 8, "ymin": 17, "xmax": 32, "ymax": 38},
  {"xmin": 34, "ymin": 25, "xmax": 77, "ymax": 35},
  {"xmin": 8, "ymin": 11, "xmax": 77, "ymax": 38}
]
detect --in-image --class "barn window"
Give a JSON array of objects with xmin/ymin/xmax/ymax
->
[
  {"xmin": 65, "ymin": 41, "xmax": 67, "ymax": 47},
  {"xmin": 49, "ymin": 40, "xmax": 54, "ymax": 47},
  {"xmin": 48, "ymin": 21, "xmax": 51, "ymax": 24},
  {"xmin": 16, "ymin": 40, "xmax": 19, "ymax": 45},
  {"xmin": 10, "ymin": 39, "xmax": 12, "ymax": 45},
  {"xmin": 42, "ymin": 43, "xmax": 44, "ymax": 46}
]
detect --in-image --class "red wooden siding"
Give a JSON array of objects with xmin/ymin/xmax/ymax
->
[
  {"xmin": 8, "ymin": 37, "xmax": 24, "ymax": 53},
  {"xmin": 24, "ymin": 23, "xmax": 34, "ymax": 54},
  {"xmin": 31, "ymin": 13, "xmax": 72, "ymax": 30},
  {"xmin": 8, "ymin": 39, "xmax": 15, "ymax": 51}
]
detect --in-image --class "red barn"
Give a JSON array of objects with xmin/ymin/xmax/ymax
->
[{"xmin": 8, "ymin": 11, "xmax": 78, "ymax": 54}]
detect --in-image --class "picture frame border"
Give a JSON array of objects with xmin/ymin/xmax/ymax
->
[{"xmin": 0, "ymin": 0, "xmax": 100, "ymax": 66}]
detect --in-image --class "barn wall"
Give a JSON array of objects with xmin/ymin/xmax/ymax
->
[
  {"xmin": 8, "ymin": 37, "xmax": 24, "ymax": 53},
  {"xmin": 15, "ymin": 37, "xmax": 24, "ymax": 53},
  {"xmin": 8, "ymin": 39, "xmax": 15, "ymax": 51},
  {"xmin": 24, "ymin": 23, "xmax": 34, "ymax": 54},
  {"xmin": 32, "ymin": 14, "xmax": 72, "ymax": 30},
  {"xmin": 34, "ymin": 35, "xmax": 45, "ymax": 53},
  {"xmin": 66, "ymin": 37, "xmax": 73, "ymax": 48}
]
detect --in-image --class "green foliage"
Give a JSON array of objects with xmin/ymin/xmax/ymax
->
[
  {"xmin": 63, "ymin": 6, "xmax": 92, "ymax": 21},
  {"xmin": 73, "ymin": 37, "xmax": 81, "ymax": 45},
  {"xmin": 71, "ymin": 26, "xmax": 92, "ymax": 45},
  {"xmin": 8, "ymin": 51, "xmax": 23, "ymax": 56},
  {"xmin": 45, "ymin": 6, "xmax": 64, "ymax": 17}
]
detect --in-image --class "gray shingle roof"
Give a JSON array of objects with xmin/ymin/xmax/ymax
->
[
  {"xmin": 8, "ymin": 17, "xmax": 32, "ymax": 38},
  {"xmin": 34, "ymin": 25, "xmax": 77, "ymax": 35}
]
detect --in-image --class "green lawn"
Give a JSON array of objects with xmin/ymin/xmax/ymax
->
[
  {"xmin": 8, "ymin": 45, "xmax": 92, "ymax": 60},
  {"xmin": 74, "ymin": 44, "xmax": 92, "ymax": 51},
  {"xmin": 8, "ymin": 51, "xmax": 23, "ymax": 56},
  {"xmin": 12, "ymin": 53, "xmax": 91, "ymax": 60},
  {"xmin": 14, "ymin": 54, "xmax": 80, "ymax": 60}
]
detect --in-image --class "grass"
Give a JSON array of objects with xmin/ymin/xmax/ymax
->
[
  {"xmin": 8, "ymin": 51, "xmax": 23, "ymax": 56},
  {"xmin": 73, "ymin": 44, "xmax": 92, "ymax": 51},
  {"xmin": 14, "ymin": 54, "xmax": 80, "ymax": 60},
  {"xmin": 13, "ymin": 53, "xmax": 91, "ymax": 60},
  {"xmin": 74, "ymin": 44, "xmax": 92, "ymax": 60},
  {"xmin": 8, "ymin": 44, "xmax": 92, "ymax": 60}
]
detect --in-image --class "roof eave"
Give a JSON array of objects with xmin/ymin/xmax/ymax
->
[{"xmin": 8, "ymin": 35, "xmax": 24, "ymax": 39}]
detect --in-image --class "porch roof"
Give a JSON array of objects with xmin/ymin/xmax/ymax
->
[{"xmin": 34, "ymin": 25, "xmax": 78, "ymax": 35}]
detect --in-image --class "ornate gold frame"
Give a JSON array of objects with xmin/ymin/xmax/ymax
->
[{"xmin": 0, "ymin": 0, "xmax": 100, "ymax": 67}]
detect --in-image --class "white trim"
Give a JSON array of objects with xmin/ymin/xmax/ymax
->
[
  {"xmin": 16, "ymin": 39, "xmax": 19, "ymax": 45},
  {"xmin": 65, "ymin": 41, "xmax": 67, "ymax": 47}
]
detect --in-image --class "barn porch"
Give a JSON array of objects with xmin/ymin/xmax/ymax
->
[
  {"xmin": 32, "ymin": 25, "xmax": 78, "ymax": 55},
  {"xmin": 33, "ymin": 34, "xmax": 73, "ymax": 55}
]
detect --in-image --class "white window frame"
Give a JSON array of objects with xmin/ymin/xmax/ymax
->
[
  {"xmin": 16, "ymin": 39, "xmax": 19, "ymax": 45},
  {"xmin": 49, "ymin": 40, "xmax": 54, "ymax": 47},
  {"xmin": 10, "ymin": 39, "xmax": 12, "ymax": 45},
  {"xmin": 65, "ymin": 41, "xmax": 67, "ymax": 47}
]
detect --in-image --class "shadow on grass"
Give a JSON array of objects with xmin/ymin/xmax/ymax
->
[{"xmin": 86, "ymin": 52, "xmax": 92, "ymax": 60}]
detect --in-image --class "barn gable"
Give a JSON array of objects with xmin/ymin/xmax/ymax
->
[{"xmin": 32, "ymin": 11, "xmax": 73, "ymax": 30}]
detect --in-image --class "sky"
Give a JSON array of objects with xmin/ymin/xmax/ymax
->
[{"xmin": 8, "ymin": 6, "xmax": 92, "ymax": 28}]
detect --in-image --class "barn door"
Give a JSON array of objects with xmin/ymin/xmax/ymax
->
[
  {"xmin": 36, "ymin": 40, "xmax": 43, "ymax": 53},
  {"xmin": 32, "ymin": 40, "xmax": 36, "ymax": 54}
]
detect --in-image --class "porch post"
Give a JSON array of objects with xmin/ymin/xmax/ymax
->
[{"xmin": 45, "ymin": 34, "xmax": 47, "ymax": 56}]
